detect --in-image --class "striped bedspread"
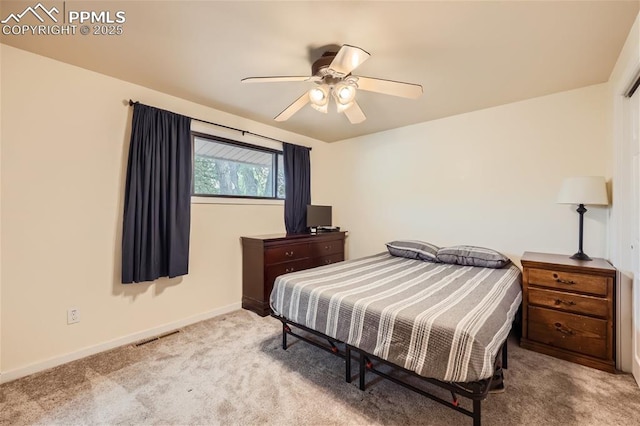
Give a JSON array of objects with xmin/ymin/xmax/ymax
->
[{"xmin": 270, "ymin": 252, "xmax": 522, "ymax": 383}]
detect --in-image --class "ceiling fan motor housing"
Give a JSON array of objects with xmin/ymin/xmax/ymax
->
[{"xmin": 312, "ymin": 53, "xmax": 341, "ymax": 82}]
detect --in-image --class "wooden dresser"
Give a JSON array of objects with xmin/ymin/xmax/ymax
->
[
  {"xmin": 241, "ymin": 232, "xmax": 347, "ymax": 316},
  {"xmin": 520, "ymin": 251, "xmax": 616, "ymax": 373}
]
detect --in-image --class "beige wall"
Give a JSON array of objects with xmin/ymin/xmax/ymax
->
[
  {"xmin": 0, "ymin": 45, "xmax": 329, "ymax": 378},
  {"xmin": 326, "ymin": 84, "xmax": 610, "ymax": 265}
]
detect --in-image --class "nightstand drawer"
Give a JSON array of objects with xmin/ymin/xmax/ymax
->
[
  {"xmin": 528, "ymin": 306, "xmax": 607, "ymax": 359},
  {"xmin": 528, "ymin": 287, "xmax": 609, "ymax": 318},
  {"xmin": 528, "ymin": 268, "xmax": 608, "ymax": 296}
]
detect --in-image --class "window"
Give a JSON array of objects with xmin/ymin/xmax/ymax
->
[{"xmin": 192, "ymin": 132, "xmax": 285, "ymax": 199}]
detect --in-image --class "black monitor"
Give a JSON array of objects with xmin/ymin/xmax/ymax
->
[{"xmin": 306, "ymin": 205, "xmax": 332, "ymax": 230}]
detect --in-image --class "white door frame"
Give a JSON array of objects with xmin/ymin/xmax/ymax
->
[
  {"xmin": 628, "ymin": 90, "xmax": 640, "ymax": 386},
  {"xmin": 615, "ymin": 74, "xmax": 640, "ymax": 385}
]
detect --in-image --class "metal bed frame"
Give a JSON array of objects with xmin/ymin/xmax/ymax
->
[{"xmin": 273, "ymin": 314, "xmax": 507, "ymax": 426}]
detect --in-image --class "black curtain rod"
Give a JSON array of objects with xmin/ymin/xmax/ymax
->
[{"xmin": 127, "ymin": 100, "xmax": 311, "ymax": 150}]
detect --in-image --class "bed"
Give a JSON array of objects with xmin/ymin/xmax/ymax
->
[{"xmin": 270, "ymin": 250, "xmax": 522, "ymax": 425}]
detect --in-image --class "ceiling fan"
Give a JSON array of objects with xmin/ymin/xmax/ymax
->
[{"xmin": 241, "ymin": 44, "xmax": 423, "ymax": 124}]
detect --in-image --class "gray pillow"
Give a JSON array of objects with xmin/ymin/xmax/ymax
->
[
  {"xmin": 386, "ymin": 240, "xmax": 439, "ymax": 262},
  {"xmin": 436, "ymin": 245, "xmax": 510, "ymax": 269}
]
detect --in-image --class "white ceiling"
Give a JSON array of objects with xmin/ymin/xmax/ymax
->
[{"xmin": 1, "ymin": 1, "xmax": 638, "ymax": 142}]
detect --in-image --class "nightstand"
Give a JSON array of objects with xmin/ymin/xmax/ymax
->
[{"xmin": 520, "ymin": 251, "xmax": 616, "ymax": 373}]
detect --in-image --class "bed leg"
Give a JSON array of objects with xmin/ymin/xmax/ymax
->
[
  {"xmin": 358, "ymin": 350, "xmax": 366, "ymax": 391},
  {"xmin": 346, "ymin": 346, "xmax": 352, "ymax": 383},
  {"xmin": 502, "ymin": 341, "xmax": 508, "ymax": 370},
  {"xmin": 282, "ymin": 323, "xmax": 289, "ymax": 350},
  {"xmin": 473, "ymin": 399, "xmax": 482, "ymax": 426}
]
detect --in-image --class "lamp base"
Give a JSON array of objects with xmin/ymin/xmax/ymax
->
[{"xmin": 570, "ymin": 252, "xmax": 592, "ymax": 261}]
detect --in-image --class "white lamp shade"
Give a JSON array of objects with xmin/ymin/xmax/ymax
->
[{"xmin": 557, "ymin": 176, "xmax": 609, "ymax": 206}]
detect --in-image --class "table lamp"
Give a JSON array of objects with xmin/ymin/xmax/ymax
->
[{"xmin": 557, "ymin": 176, "xmax": 609, "ymax": 261}]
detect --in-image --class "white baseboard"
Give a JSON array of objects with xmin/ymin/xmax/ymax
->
[{"xmin": 0, "ymin": 302, "xmax": 242, "ymax": 384}]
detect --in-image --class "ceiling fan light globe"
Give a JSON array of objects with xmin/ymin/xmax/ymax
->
[
  {"xmin": 309, "ymin": 88, "xmax": 324, "ymax": 102},
  {"xmin": 309, "ymin": 85, "xmax": 329, "ymax": 106},
  {"xmin": 335, "ymin": 83, "xmax": 356, "ymax": 105}
]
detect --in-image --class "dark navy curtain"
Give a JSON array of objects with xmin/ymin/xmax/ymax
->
[
  {"xmin": 283, "ymin": 143, "xmax": 311, "ymax": 234},
  {"xmin": 122, "ymin": 103, "xmax": 192, "ymax": 283}
]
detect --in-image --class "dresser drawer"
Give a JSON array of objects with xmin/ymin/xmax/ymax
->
[
  {"xmin": 310, "ymin": 239, "xmax": 344, "ymax": 257},
  {"xmin": 528, "ymin": 287, "xmax": 609, "ymax": 318},
  {"xmin": 312, "ymin": 253, "xmax": 344, "ymax": 268},
  {"xmin": 265, "ymin": 243, "xmax": 311, "ymax": 264},
  {"xmin": 528, "ymin": 268, "xmax": 608, "ymax": 296},
  {"xmin": 528, "ymin": 306, "xmax": 607, "ymax": 359},
  {"xmin": 265, "ymin": 259, "xmax": 314, "ymax": 296}
]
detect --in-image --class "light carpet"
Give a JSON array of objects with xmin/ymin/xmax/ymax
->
[{"xmin": 1, "ymin": 310, "xmax": 639, "ymax": 425}]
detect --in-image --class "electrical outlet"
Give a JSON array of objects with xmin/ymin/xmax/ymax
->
[{"xmin": 67, "ymin": 308, "xmax": 80, "ymax": 324}]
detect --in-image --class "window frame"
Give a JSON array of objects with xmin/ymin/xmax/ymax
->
[{"xmin": 191, "ymin": 131, "xmax": 285, "ymax": 200}]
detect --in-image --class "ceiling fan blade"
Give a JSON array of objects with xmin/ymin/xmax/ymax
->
[
  {"xmin": 344, "ymin": 101, "xmax": 366, "ymax": 124},
  {"xmin": 328, "ymin": 44, "xmax": 371, "ymax": 76},
  {"xmin": 242, "ymin": 76, "xmax": 311, "ymax": 83},
  {"xmin": 274, "ymin": 92, "xmax": 310, "ymax": 121},
  {"xmin": 355, "ymin": 76, "xmax": 423, "ymax": 99}
]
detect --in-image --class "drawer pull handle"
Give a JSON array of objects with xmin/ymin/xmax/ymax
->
[
  {"xmin": 325, "ymin": 245, "xmax": 331, "ymax": 250},
  {"xmin": 554, "ymin": 322, "xmax": 574, "ymax": 335},
  {"xmin": 285, "ymin": 251, "xmax": 294, "ymax": 257},
  {"xmin": 554, "ymin": 298, "xmax": 576, "ymax": 306},
  {"xmin": 285, "ymin": 267, "xmax": 295, "ymax": 273},
  {"xmin": 555, "ymin": 278, "xmax": 576, "ymax": 285}
]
